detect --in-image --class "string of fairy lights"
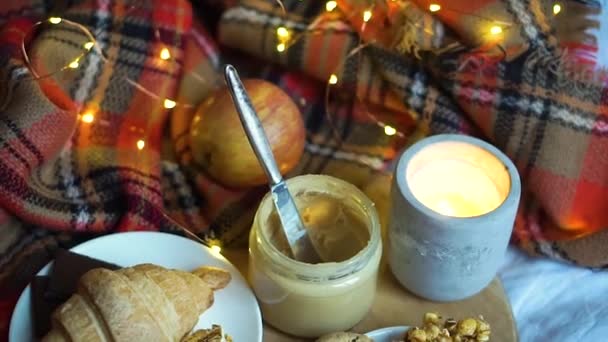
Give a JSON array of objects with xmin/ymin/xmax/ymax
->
[
  {"xmin": 23, "ymin": 15, "xmax": 183, "ymax": 152},
  {"xmin": 22, "ymin": 1, "xmax": 566, "ymax": 143},
  {"xmin": 13, "ymin": 0, "xmax": 567, "ymax": 249},
  {"xmin": 274, "ymin": 1, "xmax": 565, "ymax": 137}
]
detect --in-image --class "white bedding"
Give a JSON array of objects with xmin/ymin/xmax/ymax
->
[{"xmin": 499, "ymin": 247, "xmax": 608, "ymax": 341}]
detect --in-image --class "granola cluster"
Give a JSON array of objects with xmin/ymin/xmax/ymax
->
[{"xmin": 405, "ymin": 312, "xmax": 491, "ymax": 342}]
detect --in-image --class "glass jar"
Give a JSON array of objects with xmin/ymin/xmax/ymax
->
[{"xmin": 248, "ymin": 174, "xmax": 382, "ymax": 338}]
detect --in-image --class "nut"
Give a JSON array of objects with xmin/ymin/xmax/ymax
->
[
  {"xmin": 457, "ymin": 318, "xmax": 478, "ymax": 336},
  {"xmin": 445, "ymin": 318, "xmax": 458, "ymax": 333},
  {"xmin": 424, "ymin": 312, "xmax": 442, "ymax": 325},
  {"xmin": 425, "ymin": 324, "xmax": 441, "ymax": 339},
  {"xmin": 455, "ymin": 337, "xmax": 475, "ymax": 342},
  {"xmin": 476, "ymin": 330, "xmax": 491, "ymax": 342},
  {"xmin": 476, "ymin": 319, "xmax": 490, "ymax": 333},
  {"xmin": 405, "ymin": 312, "xmax": 491, "ymax": 342},
  {"xmin": 407, "ymin": 327, "xmax": 427, "ymax": 342},
  {"xmin": 437, "ymin": 336, "xmax": 453, "ymax": 342}
]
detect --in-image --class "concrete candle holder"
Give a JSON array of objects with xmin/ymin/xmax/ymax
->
[{"xmin": 388, "ymin": 134, "xmax": 521, "ymax": 301}]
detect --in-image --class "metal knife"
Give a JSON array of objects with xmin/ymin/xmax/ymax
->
[{"xmin": 224, "ymin": 64, "xmax": 321, "ymax": 264}]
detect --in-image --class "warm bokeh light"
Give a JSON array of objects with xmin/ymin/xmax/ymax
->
[
  {"xmin": 363, "ymin": 10, "xmax": 372, "ymax": 22},
  {"xmin": 81, "ymin": 112, "xmax": 94, "ymax": 123},
  {"xmin": 429, "ymin": 4, "xmax": 441, "ymax": 12},
  {"xmin": 490, "ymin": 26, "xmax": 503, "ymax": 35},
  {"xmin": 277, "ymin": 26, "xmax": 289, "ymax": 38},
  {"xmin": 328, "ymin": 74, "xmax": 338, "ymax": 84},
  {"xmin": 84, "ymin": 42, "xmax": 94, "ymax": 50},
  {"xmin": 163, "ymin": 99, "xmax": 177, "ymax": 109},
  {"xmin": 136, "ymin": 140, "xmax": 145, "ymax": 150},
  {"xmin": 68, "ymin": 59, "xmax": 79, "ymax": 69},
  {"xmin": 210, "ymin": 245, "xmax": 222, "ymax": 254},
  {"xmin": 553, "ymin": 3, "xmax": 561, "ymax": 15},
  {"xmin": 325, "ymin": 1, "xmax": 337, "ymax": 12},
  {"xmin": 276, "ymin": 43, "xmax": 286, "ymax": 52},
  {"xmin": 159, "ymin": 47, "xmax": 171, "ymax": 60},
  {"xmin": 49, "ymin": 17, "xmax": 62, "ymax": 24},
  {"xmin": 384, "ymin": 125, "xmax": 397, "ymax": 136}
]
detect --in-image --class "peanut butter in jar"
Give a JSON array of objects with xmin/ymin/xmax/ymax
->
[{"xmin": 248, "ymin": 175, "xmax": 382, "ymax": 338}]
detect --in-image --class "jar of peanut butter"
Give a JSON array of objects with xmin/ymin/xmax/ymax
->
[{"xmin": 248, "ymin": 174, "xmax": 382, "ymax": 338}]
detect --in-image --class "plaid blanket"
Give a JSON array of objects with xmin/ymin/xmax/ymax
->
[{"xmin": 0, "ymin": 0, "xmax": 606, "ymax": 338}]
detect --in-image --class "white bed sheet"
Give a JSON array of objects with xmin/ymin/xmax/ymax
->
[{"xmin": 499, "ymin": 247, "xmax": 608, "ymax": 341}]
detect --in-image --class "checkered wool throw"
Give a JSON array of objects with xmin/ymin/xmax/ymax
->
[{"xmin": 0, "ymin": 0, "xmax": 606, "ymax": 337}]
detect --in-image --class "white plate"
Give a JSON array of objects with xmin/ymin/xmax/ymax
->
[
  {"xmin": 9, "ymin": 231, "xmax": 262, "ymax": 342},
  {"xmin": 366, "ymin": 326, "xmax": 409, "ymax": 342}
]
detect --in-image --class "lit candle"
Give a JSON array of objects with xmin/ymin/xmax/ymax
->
[
  {"xmin": 406, "ymin": 140, "xmax": 510, "ymax": 218},
  {"xmin": 388, "ymin": 134, "xmax": 520, "ymax": 301}
]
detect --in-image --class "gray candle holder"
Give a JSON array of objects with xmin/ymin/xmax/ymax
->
[{"xmin": 388, "ymin": 134, "xmax": 521, "ymax": 301}]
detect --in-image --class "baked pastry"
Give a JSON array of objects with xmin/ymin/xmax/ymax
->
[{"xmin": 42, "ymin": 263, "xmax": 231, "ymax": 342}]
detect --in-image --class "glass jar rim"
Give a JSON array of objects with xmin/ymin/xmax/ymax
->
[{"xmin": 254, "ymin": 174, "xmax": 382, "ymax": 282}]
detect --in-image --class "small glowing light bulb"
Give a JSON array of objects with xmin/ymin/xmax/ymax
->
[
  {"xmin": 136, "ymin": 140, "xmax": 145, "ymax": 150},
  {"xmin": 159, "ymin": 47, "xmax": 171, "ymax": 60},
  {"xmin": 277, "ymin": 26, "xmax": 289, "ymax": 38},
  {"xmin": 210, "ymin": 245, "xmax": 222, "ymax": 254},
  {"xmin": 276, "ymin": 43, "xmax": 286, "ymax": 52},
  {"xmin": 84, "ymin": 42, "xmax": 94, "ymax": 50},
  {"xmin": 49, "ymin": 17, "xmax": 62, "ymax": 24},
  {"xmin": 363, "ymin": 10, "xmax": 372, "ymax": 22},
  {"xmin": 553, "ymin": 3, "xmax": 561, "ymax": 15},
  {"xmin": 68, "ymin": 59, "xmax": 79, "ymax": 69},
  {"xmin": 429, "ymin": 4, "xmax": 441, "ymax": 12},
  {"xmin": 81, "ymin": 112, "xmax": 94, "ymax": 123},
  {"xmin": 490, "ymin": 26, "xmax": 503, "ymax": 35},
  {"xmin": 384, "ymin": 125, "xmax": 397, "ymax": 136},
  {"xmin": 163, "ymin": 99, "xmax": 177, "ymax": 109},
  {"xmin": 326, "ymin": 1, "xmax": 337, "ymax": 12},
  {"xmin": 328, "ymin": 74, "xmax": 338, "ymax": 84}
]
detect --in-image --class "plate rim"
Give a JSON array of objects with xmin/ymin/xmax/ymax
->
[
  {"xmin": 365, "ymin": 325, "xmax": 410, "ymax": 339},
  {"xmin": 8, "ymin": 231, "xmax": 262, "ymax": 342}
]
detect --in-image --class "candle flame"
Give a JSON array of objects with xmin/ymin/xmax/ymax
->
[{"xmin": 434, "ymin": 200, "xmax": 456, "ymax": 216}]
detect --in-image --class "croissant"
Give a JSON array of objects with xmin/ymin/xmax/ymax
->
[{"xmin": 42, "ymin": 263, "xmax": 231, "ymax": 342}]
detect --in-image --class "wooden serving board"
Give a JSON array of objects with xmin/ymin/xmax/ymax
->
[{"xmin": 223, "ymin": 248, "xmax": 518, "ymax": 342}]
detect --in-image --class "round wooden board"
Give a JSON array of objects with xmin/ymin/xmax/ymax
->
[{"xmin": 223, "ymin": 248, "xmax": 518, "ymax": 342}]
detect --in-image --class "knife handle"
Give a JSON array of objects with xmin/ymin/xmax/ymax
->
[{"xmin": 224, "ymin": 64, "xmax": 283, "ymax": 186}]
